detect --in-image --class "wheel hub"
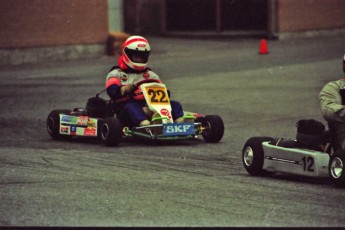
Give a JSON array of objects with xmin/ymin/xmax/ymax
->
[
  {"xmin": 101, "ymin": 123, "xmax": 110, "ymax": 140},
  {"xmin": 243, "ymin": 146, "xmax": 254, "ymax": 167},
  {"xmin": 330, "ymin": 157, "xmax": 343, "ymax": 179}
]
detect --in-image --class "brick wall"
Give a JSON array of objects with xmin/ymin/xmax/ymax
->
[
  {"xmin": 276, "ymin": 0, "xmax": 345, "ymax": 32},
  {"xmin": 0, "ymin": 0, "xmax": 109, "ymax": 48}
]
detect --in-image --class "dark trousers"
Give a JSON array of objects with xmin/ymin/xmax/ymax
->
[{"xmin": 119, "ymin": 100, "xmax": 184, "ymax": 126}]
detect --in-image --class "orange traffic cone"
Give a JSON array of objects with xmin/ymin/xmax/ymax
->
[{"xmin": 259, "ymin": 39, "xmax": 269, "ymax": 55}]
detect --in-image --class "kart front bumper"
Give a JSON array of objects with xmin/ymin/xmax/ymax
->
[{"xmin": 123, "ymin": 122, "xmax": 203, "ymax": 140}]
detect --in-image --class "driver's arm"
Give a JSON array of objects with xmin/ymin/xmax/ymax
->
[
  {"xmin": 106, "ymin": 79, "xmax": 135, "ymax": 98},
  {"xmin": 106, "ymin": 68, "xmax": 124, "ymax": 99},
  {"xmin": 106, "ymin": 77, "xmax": 121, "ymax": 99},
  {"xmin": 320, "ymin": 80, "xmax": 345, "ymax": 123}
]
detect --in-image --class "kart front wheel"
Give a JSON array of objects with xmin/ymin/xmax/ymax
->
[
  {"xmin": 197, "ymin": 115, "xmax": 224, "ymax": 143},
  {"xmin": 242, "ymin": 137, "xmax": 274, "ymax": 176},
  {"xmin": 329, "ymin": 150, "xmax": 345, "ymax": 188},
  {"xmin": 100, "ymin": 118, "xmax": 122, "ymax": 147},
  {"xmin": 47, "ymin": 109, "xmax": 72, "ymax": 140}
]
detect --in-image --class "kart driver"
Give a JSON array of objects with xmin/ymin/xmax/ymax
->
[
  {"xmin": 105, "ymin": 35, "xmax": 184, "ymax": 126},
  {"xmin": 319, "ymin": 54, "xmax": 345, "ymax": 150}
]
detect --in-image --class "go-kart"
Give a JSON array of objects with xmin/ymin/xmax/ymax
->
[
  {"xmin": 242, "ymin": 119, "xmax": 345, "ymax": 187},
  {"xmin": 47, "ymin": 79, "xmax": 224, "ymax": 147}
]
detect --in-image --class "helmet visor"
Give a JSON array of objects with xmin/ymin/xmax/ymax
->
[{"xmin": 124, "ymin": 48, "xmax": 150, "ymax": 64}]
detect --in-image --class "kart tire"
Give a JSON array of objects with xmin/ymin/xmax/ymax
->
[
  {"xmin": 47, "ymin": 109, "xmax": 72, "ymax": 140},
  {"xmin": 97, "ymin": 119, "xmax": 105, "ymax": 141},
  {"xmin": 329, "ymin": 150, "xmax": 345, "ymax": 188},
  {"xmin": 100, "ymin": 117, "xmax": 122, "ymax": 147},
  {"xmin": 242, "ymin": 136, "xmax": 274, "ymax": 176},
  {"xmin": 196, "ymin": 115, "xmax": 224, "ymax": 143}
]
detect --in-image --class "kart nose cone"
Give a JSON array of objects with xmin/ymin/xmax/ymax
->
[
  {"xmin": 243, "ymin": 146, "xmax": 254, "ymax": 167},
  {"xmin": 330, "ymin": 157, "xmax": 344, "ymax": 179}
]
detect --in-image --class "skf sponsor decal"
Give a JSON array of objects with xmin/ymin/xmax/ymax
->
[{"xmin": 163, "ymin": 123, "xmax": 195, "ymax": 136}]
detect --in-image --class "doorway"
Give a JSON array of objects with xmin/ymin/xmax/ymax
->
[{"xmin": 165, "ymin": 0, "xmax": 268, "ymax": 32}]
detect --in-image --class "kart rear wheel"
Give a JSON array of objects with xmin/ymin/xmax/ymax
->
[
  {"xmin": 197, "ymin": 115, "xmax": 224, "ymax": 143},
  {"xmin": 100, "ymin": 117, "xmax": 122, "ymax": 147},
  {"xmin": 47, "ymin": 109, "xmax": 72, "ymax": 140},
  {"xmin": 242, "ymin": 136, "xmax": 274, "ymax": 176},
  {"xmin": 329, "ymin": 150, "xmax": 345, "ymax": 188}
]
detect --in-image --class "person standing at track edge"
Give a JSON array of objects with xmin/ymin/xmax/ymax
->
[
  {"xmin": 105, "ymin": 35, "xmax": 184, "ymax": 127},
  {"xmin": 319, "ymin": 54, "xmax": 345, "ymax": 150}
]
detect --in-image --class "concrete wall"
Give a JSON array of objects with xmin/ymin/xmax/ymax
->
[
  {"xmin": 276, "ymin": 0, "xmax": 345, "ymax": 32},
  {"xmin": 0, "ymin": 0, "xmax": 108, "ymax": 48},
  {"xmin": 108, "ymin": 0, "xmax": 123, "ymax": 32}
]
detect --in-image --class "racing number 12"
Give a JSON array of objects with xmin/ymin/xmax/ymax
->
[{"xmin": 302, "ymin": 156, "xmax": 314, "ymax": 172}]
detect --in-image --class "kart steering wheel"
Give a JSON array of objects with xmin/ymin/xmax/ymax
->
[
  {"xmin": 135, "ymin": 78, "xmax": 161, "ymax": 88},
  {"xmin": 130, "ymin": 79, "xmax": 163, "ymax": 99}
]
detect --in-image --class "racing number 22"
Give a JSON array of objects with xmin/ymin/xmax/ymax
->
[
  {"xmin": 302, "ymin": 156, "xmax": 314, "ymax": 172},
  {"xmin": 147, "ymin": 88, "xmax": 169, "ymax": 104}
]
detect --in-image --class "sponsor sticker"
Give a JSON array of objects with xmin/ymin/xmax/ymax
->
[
  {"xmin": 143, "ymin": 72, "xmax": 150, "ymax": 79},
  {"xmin": 87, "ymin": 118, "xmax": 96, "ymax": 127},
  {"xmin": 77, "ymin": 116, "xmax": 89, "ymax": 126},
  {"xmin": 70, "ymin": 126, "xmax": 77, "ymax": 135},
  {"xmin": 76, "ymin": 127, "xmax": 85, "ymax": 136},
  {"xmin": 60, "ymin": 126, "xmax": 70, "ymax": 134},
  {"xmin": 137, "ymin": 44, "xmax": 146, "ymax": 48},
  {"xmin": 84, "ymin": 127, "xmax": 97, "ymax": 136},
  {"xmin": 61, "ymin": 115, "xmax": 78, "ymax": 124},
  {"xmin": 163, "ymin": 123, "xmax": 195, "ymax": 136},
  {"xmin": 160, "ymin": 108, "xmax": 172, "ymax": 119}
]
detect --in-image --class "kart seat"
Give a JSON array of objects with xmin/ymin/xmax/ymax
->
[
  {"xmin": 270, "ymin": 138, "xmax": 324, "ymax": 151},
  {"xmin": 270, "ymin": 138, "xmax": 299, "ymax": 148},
  {"xmin": 86, "ymin": 96, "xmax": 107, "ymax": 118},
  {"xmin": 327, "ymin": 122, "xmax": 342, "ymax": 151}
]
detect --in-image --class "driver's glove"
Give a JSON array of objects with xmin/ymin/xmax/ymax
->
[{"xmin": 121, "ymin": 84, "xmax": 136, "ymax": 96}]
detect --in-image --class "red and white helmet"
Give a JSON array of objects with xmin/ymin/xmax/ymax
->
[{"xmin": 122, "ymin": 35, "xmax": 151, "ymax": 71}]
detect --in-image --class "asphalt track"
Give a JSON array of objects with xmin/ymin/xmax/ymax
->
[{"xmin": 0, "ymin": 34, "xmax": 345, "ymax": 227}]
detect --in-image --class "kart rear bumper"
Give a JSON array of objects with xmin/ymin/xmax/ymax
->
[{"xmin": 262, "ymin": 141, "xmax": 330, "ymax": 178}]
